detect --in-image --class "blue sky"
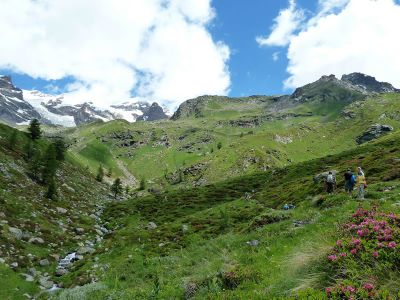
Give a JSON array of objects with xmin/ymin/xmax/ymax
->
[
  {"xmin": 1, "ymin": 0, "xmax": 400, "ymax": 108},
  {"xmin": 210, "ymin": 0, "xmax": 315, "ymax": 97}
]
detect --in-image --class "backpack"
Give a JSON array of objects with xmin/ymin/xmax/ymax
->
[
  {"xmin": 351, "ymin": 175, "xmax": 356, "ymax": 184},
  {"xmin": 327, "ymin": 174, "xmax": 334, "ymax": 183}
]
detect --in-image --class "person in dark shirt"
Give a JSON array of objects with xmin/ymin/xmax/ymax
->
[{"xmin": 344, "ymin": 168, "xmax": 355, "ymax": 195}]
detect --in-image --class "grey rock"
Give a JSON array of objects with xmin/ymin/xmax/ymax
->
[
  {"xmin": 0, "ymin": 258, "xmax": 5, "ymax": 264},
  {"xmin": 39, "ymin": 277, "xmax": 54, "ymax": 289},
  {"xmin": 10, "ymin": 262, "xmax": 18, "ymax": 268},
  {"xmin": 313, "ymin": 170, "xmax": 338, "ymax": 183},
  {"xmin": 21, "ymin": 273, "xmax": 35, "ymax": 282},
  {"xmin": 246, "ymin": 240, "xmax": 260, "ymax": 247},
  {"xmin": 356, "ymin": 124, "xmax": 394, "ymax": 144},
  {"xmin": 77, "ymin": 246, "xmax": 95, "ymax": 255},
  {"xmin": 28, "ymin": 237, "xmax": 45, "ymax": 244},
  {"xmin": 56, "ymin": 207, "xmax": 68, "ymax": 214},
  {"xmin": 39, "ymin": 259, "xmax": 50, "ymax": 266},
  {"xmin": 75, "ymin": 227, "xmax": 85, "ymax": 234},
  {"xmin": 55, "ymin": 268, "xmax": 68, "ymax": 277},
  {"xmin": 8, "ymin": 227, "xmax": 23, "ymax": 240},
  {"xmin": 146, "ymin": 222, "xmax": 157, "ymax": 230}
]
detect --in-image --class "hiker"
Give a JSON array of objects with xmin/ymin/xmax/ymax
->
[
  {"xmin": 344, "ymin": 168, "xmax": 356, "ymax": 195},
  {"xmin": 326, "ymin": 171, "xmax": 336, "ymax": 194},
  {"xmin": 356, "ymin": 167, "xmax": 367, "ymax": 200}
]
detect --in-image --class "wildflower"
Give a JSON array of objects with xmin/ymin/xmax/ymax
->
[
  {"xmin": 373, "ymin": 225, "xmax": 380, "ymax": 232},
  {"xmin": 346, "ymin": 285, "xmax": 356, "ymax": 293},
  {"xmin": 372, "ymin": 251, "xmax": 379, "ymax": 258},
  {"xmin": 357, "ymin": 229, "xmax": 364, "ymax": 237},
  {"xmin": 363, "ymin": 283, "xmax": 374, "ymax": 291},
  {"xmin": 327, "ymin": 255, "xmax": 337, "ymax": 261},
  {"xmin": 336, "ymin": 240, "xmax": 342, "ymax": 247},
  {"xmin": 352, "ymin": 238, "xmax": 361, "ymax": 245},
  {"xmin": 340, "ymin": 252, "xmax": 347, "ymax": 257},
  {"xmin": 325, "ymin": 287, "xmax": 331, "ymax": 295},
  {"xmin": 350, "ymin": 248, "xmax": 357, "ymax": 255},
  {"xmin": 388, "ymin": 241, "xmax": 397, "ymax": 249}
]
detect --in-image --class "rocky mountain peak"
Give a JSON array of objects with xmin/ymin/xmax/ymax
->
[
  {"xmin": 341, "ymin": 72, "xmax": 399, "ymax": 93},
  {"xmin": 0, "ymin": 75, "xmax": 14, "ymax": 89}
]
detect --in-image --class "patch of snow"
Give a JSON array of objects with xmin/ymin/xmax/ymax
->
[{"xmin": 23, "ymin": 90, "xmax": 76, "ymax": 127}]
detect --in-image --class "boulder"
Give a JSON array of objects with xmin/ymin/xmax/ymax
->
[
  {"xmin": 28, "ymin": 237, "xmax": 45, "ymax": 244},
  {"xmin": 356, "ymin": 124, "xmax": 393, "ymax": 144},
  {"xmin": 146, "ymin": 222, "xmax": 157, "ymax": 230},
  {"xmin": 313, "ymin": 170, "xmax": 337, "ymax": 183},
  {"xmin": 55, "ymin": 268, "xmax": 68, "ymax": 277},
  {"xmin": 8, "ymin": 227, "xmax": 23, "ymax": 240},
  {"xmin": 77, "ymin": 246, "xmax": 95, "ymax": 255},
  {"xmin": 39, "ymin": 259, "xmax": 50, "ymax": 267},
  {"xmin": 39, "ymin": 277, "xmax": 54, "ymax": 289},
  {"xmin": 56, "ymin": 207, "xmax": 68, "ymax": 214}
]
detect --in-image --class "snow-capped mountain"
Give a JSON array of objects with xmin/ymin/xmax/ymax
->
[{"xmin": 0, "ymin": 75, "xmax": 169, "ymax": 127}]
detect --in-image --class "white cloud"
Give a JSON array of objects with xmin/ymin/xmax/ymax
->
[
  {"xmin": 272, "ymin": 52, "xmax": 280, "ymax": 62},
  {"xmin": 259, "ymin": 0, "xmax": 400, "ymax": 90},
  {"xmin": 0, "ymin": 0, "xmax": 230, "ymax": 109},
  {"xmin": 256, "ymin": 0, "xmax": 305, "ymax": 47}
]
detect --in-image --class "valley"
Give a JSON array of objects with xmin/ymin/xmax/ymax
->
[{"xmin": 1, "ymin": 73, "xmax": 400, "ymax": 299}]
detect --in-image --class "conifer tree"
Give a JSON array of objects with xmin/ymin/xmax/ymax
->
[
  {"xmin": 111, "ymin": 178, "xmax": 123, "ymax": 198},
  {"xmin": 28, "ymin": 148, "xmax": 42, "ymax": 182},
  {"xmin": 54, "ymin": 138, "xmax": 66, "ymax": 161},
  {"xmin": 8, "ymin": 130, "xmax": 18, "ymax": 150},
  {"xmin": 96, "ymin": 165, "xmax": 104, "ymax": 182},
  {"xmin": 139, "ymin": 177, "xmax": 146, "ymax": 191},
  {"xmin": 24, "ymin": 140, "xmax": 35, "ymax": 161},
  {"xmin": 28, "ymin": 119, "xmax": 42, "ymax": 140},
  {"xmin": 42, "ymin": 144, "xmax": 58, "ymax": 184},
  {"xmin": 46, "ymin": 177, "xmax": 57, "ymax": 200}
]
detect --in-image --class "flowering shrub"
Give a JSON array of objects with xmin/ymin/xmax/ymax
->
[{"xmin": 325, "ymin": 208, "xmax": 400, "ymax": 299}]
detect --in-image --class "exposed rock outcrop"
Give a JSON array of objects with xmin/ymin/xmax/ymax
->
[{"xmin": 356, "ymin": 124, "xmax": 393, "ymax": 144}]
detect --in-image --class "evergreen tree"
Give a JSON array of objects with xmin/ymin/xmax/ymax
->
[
  {"xmin": 8, "ymin": 130, "xmax": 18, "ymax": 150},
  {"xmin": 28, "ymin": 148, "xmax": 42, "ymax": 181},
  {"xmin": 46, "ymin": 177, "xmax": 57, "ymax": 200},
  {"xmin": 42, "ymin": 144, "xmax": 58, "ymax": 184},
  {"xmin": 96, "ymin": 165, "xmax": 104, "ymax": 182},
  {"xmin": 28, "ymin": 119, "xmax": 42, "ymax": 140},
  {"xmin": 111, "ymin": 178, "xmax": 123, "ymax": 198},
  {"xmin": 54, "ymin": 138, "xmax": 66, "ymax": 161},
  {"xmin": 139, "ymin": 177, "xmax": 146, "ymax": 191},
  {"xmin": 23, "ymin": 140, "xmax": 35, "ymax": 161}
]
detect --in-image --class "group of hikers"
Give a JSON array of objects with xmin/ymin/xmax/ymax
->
[{"xmin": 325, "ymin": 167, "xmax": 367, "ymax": 199}]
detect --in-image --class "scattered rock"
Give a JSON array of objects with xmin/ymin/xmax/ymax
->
[
  {"xmin": 10, "ymin": 262, "xmax": 18, "ymax": 268},
  {"xmin": 0, "ymin": 258, "xmax": 5, "ymax": 264},
  {"xmin": 146, "ymin": 222, "xmax": 157, "ymax": 230},
  {"xmin": 39, "ymin": 277, "xmax": 54, "ymax": 289},
  {"xmin": 21, "ymin": 273, "xmax": 35, "ymax": 282},
  {"xmin": 246, "ymin": 240, "xmax": 260, "ymax": 247},
  {"xmin": 77, "ymin": 246, "xmax": 95, "ymax": 255},
  {"xmin": 28, "ymin": 237, "xmax": 45, "ymax": 244},
  {"xmin": 182, "ymin": 224, "xmax": 189, "ymax": 232},
  {"xmin": 56, "ymin": 207, "xmax": 68, "ymax": 214},
  {"xmin": 39, "ymin": 259, "xmax": 50, "ymax": 267},
  {"xmin": 55, "ymin": 268, "xmax": 68, "ymax": 277},
  {"xmin": 8, "ymin": 227, "xmax": 23, "ymax": 240}
]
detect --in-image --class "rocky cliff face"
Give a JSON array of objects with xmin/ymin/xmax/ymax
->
[
  {"xmin": 0, "ymin": 76, "xmax": 41, "ymax": 125},
  {"xmin": 341, "ymin": 73, "xmax": 400, "ymax": 93},
  {"xmin": 0, "ymin": 76, "xmax": 169, "ymax": 127}
]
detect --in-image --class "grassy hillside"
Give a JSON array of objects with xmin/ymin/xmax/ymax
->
[
  {"xmin": 0, "ymin": 124, "xmax": 112, "ymax": 300},
  {"xmin": 52, "ymin": 129, "xmax": 400, "ymax": 299},
  {"xmin": 62, "ymin": 92, "xmax": 400, "ymax": 191}
]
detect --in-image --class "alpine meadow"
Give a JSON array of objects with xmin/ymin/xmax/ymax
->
[{"xmin": 1, "ymin": 1, "xmax": 400, "ymax": 299}]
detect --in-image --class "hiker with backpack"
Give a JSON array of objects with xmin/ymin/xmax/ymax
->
[
  {"xmin": 344, "ymin": 168, "xmax": 356, "ymax": 195},
  {"xmin": 326, "ymin": 171, "xmax": 336, "ymax": 194},
  {"xmin": 356, "ymin": 167, "xmax": 367, "ymax": 200}
]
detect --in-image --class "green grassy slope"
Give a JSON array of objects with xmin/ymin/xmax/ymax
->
[
  {"xmin": 63, "ymin": 92, "xmax": 400, "ymax": 191},
  {"xmin": 53, "ymin": 129, "xmax": 400, "ymax": 299},
  {"xmin": 0, "ymin": 124, "xmax": 112, "ymax": 300}
]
